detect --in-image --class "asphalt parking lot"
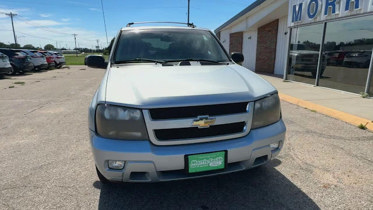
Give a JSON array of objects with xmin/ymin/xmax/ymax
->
[{"xmin": 0, "ymin": 66, "xmax": 372, "ymax": 209}]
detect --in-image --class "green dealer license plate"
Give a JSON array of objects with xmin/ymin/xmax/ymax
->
[{"xmin": 187, "ymin": 151, "xmax": 226, "ymax": 173}]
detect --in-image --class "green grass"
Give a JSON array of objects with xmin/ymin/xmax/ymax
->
[
  {"xmin": 64, "ymin": 54, "xmax": 109, "ymax": 65},
  {"xmin": 14, "ymin": 81, "xmax": 25, "ymax": 85},
  {"xmin": 358, "ymin": 123, "xmax": 368, "ymax": 130}
]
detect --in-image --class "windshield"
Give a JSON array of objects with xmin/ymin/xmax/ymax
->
[{"xmin": 114, "ymin": 29, "xmax": 230, "ymax": 63}]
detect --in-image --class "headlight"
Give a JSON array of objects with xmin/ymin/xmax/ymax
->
[
  {"xmin": 95, "ymin": 104, "xmax": 148, "ymax": 140},
  {"xmin": 251, "ymin": 94, "xmax": 281, "ymax": 129}
]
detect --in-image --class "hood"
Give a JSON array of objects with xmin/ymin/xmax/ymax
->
[{"xmin": 104, "ymin": 64, "xmax": 276, "ymax": 108}]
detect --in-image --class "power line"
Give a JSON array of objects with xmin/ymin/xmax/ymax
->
[
  {"xmin": 2, "ymin": 12, "xmax": 104, "ymax": 49},
  {"xmin": 16, "ymin": 15, "xmax": 71, "ymax": 35},
  {"xmin": 100, "ymin": 0, "xmax": 109, "ymax": 45}
]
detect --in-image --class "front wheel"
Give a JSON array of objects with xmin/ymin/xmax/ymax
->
[
  {"xmin": 9, "ymin": 65, "xmax": 16, "ymax": 75},
  {"xmin": 96, "ymin": 166, "xmax": 110, "ymax": 184}
]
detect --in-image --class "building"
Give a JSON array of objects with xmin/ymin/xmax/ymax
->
[{"xmin": 215, "ymin": 0, "xmax": 373, "ymax": 95}]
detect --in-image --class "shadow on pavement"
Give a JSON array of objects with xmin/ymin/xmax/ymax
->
[{"xmin": 95, "ymin": 160, "xmax": 319, "ymax": 210}]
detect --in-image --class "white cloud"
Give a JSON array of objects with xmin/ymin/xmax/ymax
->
[
  {"xmin": 19, "ymin": 19, "xmax": 65, "ymax": 27},
  {"xmin": 89, "ymin": 8, "xmax": 100, "ymax": 12},
  {"xmin": 0, "ymin": 9, "xmax": 108, "ymax": 49},
  {"xmin": 40, "ymin": 13, "xmax": 51, "ymax": 18},
  {"xmin": 0, "ymin": 7, "xmax": 29, "ymax": 19}
]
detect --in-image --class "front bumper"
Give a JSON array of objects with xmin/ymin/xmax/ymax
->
[
  {"xmin": 48, "ymin": 62, "xmax": 55, "ymax": 69},
  {"xmin": 90, "ymin": 120, "xmax": 286, "ymax": 182},
  {"xmin": 37, "ymin": 63, "xmax": 48, "ymax": 70},
  {"xmin": 22, "ymin": 62, "xmax": 34, "ymax": 72},
  {"xmin": 0, "ymin": 67, "xmax": 12, "ymax": 74}
]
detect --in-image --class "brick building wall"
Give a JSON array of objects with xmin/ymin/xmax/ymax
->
[
  {"xmin": 229, "ymin": 32, "xmax": 243, "ymax": 54},
  {"xmin": 255, "ymin": 19, "xmax": 279, "ymax": 73}
]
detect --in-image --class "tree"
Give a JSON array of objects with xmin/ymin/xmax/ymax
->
[
  {"xmin": 0, "ymin": 42, "xmax": 8, "ymax": 48},
  {"xmin": 44, "ymin": 44, "xmax": 55, "ymax": 50},
  {"xmin": 9, "ymin": 43, "xmax": 21, "ymax": 49},
  {"xmin": 23, "ymin": 44, "xmax": 36, "ymax": 49},
  {"xmin": 104, "ymin": 38, "xmax": 115, "ymax": 55}
]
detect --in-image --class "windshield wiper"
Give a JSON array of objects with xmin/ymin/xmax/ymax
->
[
  {"xmin": 164, "ymin": 59, "xmax": 229, "ymax": 64},
  {"xmin": 115, "ymin": 58, "xmax": 165, "ymax": 64}
]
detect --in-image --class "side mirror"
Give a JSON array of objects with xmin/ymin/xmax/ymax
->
[
  {"xmin": 85, "ymin": 55, "xmax": 107, "ymax": 69},
  {"xmin": 231, "ymin": 52, "xmax": 244, "ymax": 64}
]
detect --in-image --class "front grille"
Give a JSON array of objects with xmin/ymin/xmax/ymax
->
[
  {"xmin": 154, "ymin": 122, "xmax": 246, "ymax": 141},
  {"xmin": 149, "ymin": 102, "xmax": 248, "ymax": 120}
]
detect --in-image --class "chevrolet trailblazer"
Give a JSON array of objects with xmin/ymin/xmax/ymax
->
[{"xmin": 87, "ymin": 23, "xmax": 286, "ymax": 183}]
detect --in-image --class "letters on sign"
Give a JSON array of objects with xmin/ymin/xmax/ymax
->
[{"xmin": 288, "ymin": 0, "xmax": 373, "ymax": 26}]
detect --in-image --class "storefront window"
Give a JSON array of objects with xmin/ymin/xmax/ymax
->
[
  {"xmin": 320, "ymin": 15, "xmax": 373, "ymax": 94},
  {"xmin": 287, "ymin": 24, "xmax": 323, "ymax": 85}
]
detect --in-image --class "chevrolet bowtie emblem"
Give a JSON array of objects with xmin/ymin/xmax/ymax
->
[{"xmin": 192, "ymin": 116, "xmax": 216, "ymax": 128}]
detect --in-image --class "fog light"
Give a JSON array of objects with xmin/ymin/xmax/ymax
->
[
  {"xmin": 108, "ymin": 160, "xmax": 125, "ymax": 170},
  {"xmin": 269, "ymin": 141, "xmax": 281, "ymax": 150}
]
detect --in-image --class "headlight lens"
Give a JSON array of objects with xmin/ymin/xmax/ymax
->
[
  {"xmin": 95, "ymin": 104, "xmax": 148, "ymax": 140},
  {"xmin": 251, "ymin": 94, "xmax": 281, "ymax": 129}
]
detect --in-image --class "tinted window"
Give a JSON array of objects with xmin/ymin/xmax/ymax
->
[
  {"xmin": 0, "ymin": 49, "xmax": 14, "ymax": 56},
  {"xmin": 21, "ymin": 50, "xmax": 34, "ymax": 56},
  {"xmin": 15, "ymin": 51, "xmax": 27, "ymax": 56},
  {"xmin": 114, "ymin": 29, "xmax": 229, "ymax": 63}
]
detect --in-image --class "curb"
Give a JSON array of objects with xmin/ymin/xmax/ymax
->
[{"xmin": 279, "ymin": 93, "xmax": 373, "ymax": 131}]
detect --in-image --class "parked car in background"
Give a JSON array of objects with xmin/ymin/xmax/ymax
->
[
  {"xmin": 343, "ymin": 51, "xmax": 372, "ymax": 68},
  {"xmin": 0, "ymin": 52, "xmax": 12, "ymax": 77},
  {"xmin": 0, "ymin": 48, "xmax": 34, "ymax": 74},
  {"xmin": 84, "ymin": 55, "xmax": 105, "ymax": 66},
  {"xmin": 326, "ymin": 51, "xmax": 348, "ymax": 66},
  {"xmin": 30, "ymin": 50, "xmax": 48, "ymax": 70},
  {"xmin": 21, "ymin": 50, "xmax": 48, "ymax": 71},
  {"xmin": 289, "ymin": 44, "xmax": 326, "ymax": 77},
  {"xmin": 38, "ymin": 51, "xmax": 55, "ymax": 69},
  {"xmin": 49, "ymin": 51, "xmax": 66, "ymax": 68}
]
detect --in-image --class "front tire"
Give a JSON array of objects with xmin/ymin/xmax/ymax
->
[
  {"xmin": 9, "ymin": 65, "xmax": 16, "ymax": 75},
  {"xmin": 96, "ymin": 166, "xmax": 110, "ymax": 184}
]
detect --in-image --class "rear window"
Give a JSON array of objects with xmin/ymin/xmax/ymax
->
[
  {"xmin": 0, "ymin": 50, "xmax": 14, "ymax": 56},
  {"xmin": 15, "ymin": 51, "xmax": 27, "ymax": 56},
  {"xmin": 21, "ymin": 50, "xmax": 34, "ymax": 56}
]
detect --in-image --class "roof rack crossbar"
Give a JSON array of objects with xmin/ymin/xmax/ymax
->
[{"xmin": 126, "ymin": 21, "xmax": 195, "ymax": 28}]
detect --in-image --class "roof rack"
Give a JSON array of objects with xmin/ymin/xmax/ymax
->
[{"xmin": 126, "ymin": 21, "xmax": 195, "ymax": 28}]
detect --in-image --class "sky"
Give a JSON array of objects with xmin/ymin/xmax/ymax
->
[{"xmin": 0, "ymin": 0, "xmax": 254, "ymax": 49}]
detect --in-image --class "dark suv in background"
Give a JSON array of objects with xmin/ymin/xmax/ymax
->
[{"xmin": 0, "ymin": 48, "xmax": 34, "ymax": 74}]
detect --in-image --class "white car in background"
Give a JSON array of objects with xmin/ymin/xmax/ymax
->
[
  {"xmin": 50, "ymin": 52, "xmax": 66, "ymax": 68},
  {"xmin": 0, "ymin": 52, "xmax": 12, "ymax": 76}
]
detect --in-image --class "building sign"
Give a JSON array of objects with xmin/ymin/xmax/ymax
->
[{"xmin": 288, "ymin": 0, "xmax": 373, "ymax": 26}]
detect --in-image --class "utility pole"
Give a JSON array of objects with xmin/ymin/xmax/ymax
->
[
  {"xmin": 5, "ymin": 12, "xmax": 18, "ymax": 46},
  {"xmin": 96, "ymin": 39, "xmax": 100, "ymax": 51},
  {"xmin": 187, "ymin": 0, "xmax": 190, "ymax": 24},
  {"xmin": 73, "ymin": 34, "xmax": 78, "ymax": 56}
]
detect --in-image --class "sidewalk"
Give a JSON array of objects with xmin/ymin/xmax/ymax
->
[{"xmin": 259, "ymin": 74, "xmax": 373, "ymax": 131}]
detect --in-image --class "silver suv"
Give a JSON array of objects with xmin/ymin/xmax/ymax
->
[{"xmin": 87, "ymin": 24, "xmax": 286, "ymax": 183}]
